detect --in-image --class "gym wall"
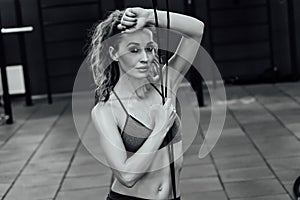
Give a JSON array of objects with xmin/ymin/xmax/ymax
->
[{"xmin": 0, "ymin": 0, "xmax": 299, "ymax": 94}]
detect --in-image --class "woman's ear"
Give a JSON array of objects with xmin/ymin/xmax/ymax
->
[{"xmin": 109, "ymin": 46, "xmax": 118, "ymax": 61}]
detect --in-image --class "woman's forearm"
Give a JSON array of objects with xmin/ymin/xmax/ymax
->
[
  {"xmin": 118, "ymin": 128, "xmax": 167, "ymax": 187},
  {"xmin": 92, "ymin": 108, "xmax": 166, "ymax": 188},
  {"xmin": 146, "ymin": 9, "xmax": 204, "ymax": 40}
]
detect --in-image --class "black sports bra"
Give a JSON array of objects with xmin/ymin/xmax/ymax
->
[{"xmin": 112, "ymin": 84, "xmax": 181, "ymax": 155}]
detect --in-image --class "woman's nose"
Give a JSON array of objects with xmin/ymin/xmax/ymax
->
[{"xmin": 140, "ymin": 50, "xmax": 149, "ymax": 63}]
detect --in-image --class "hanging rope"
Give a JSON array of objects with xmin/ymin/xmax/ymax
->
[
  {"xmin": 151, "ymin": 0, "xmax": 177, "ymax": 198},
  {"xmin": 294, "ymin": 176, "xmax": 300, "ymax": 199},
  {"xmin": 164, "ymin": 1, "xmax": 177, "ymax": 199},
  {"xmin": 164, "ymin": 0, "xmax": 170, "ymax": 98},
  {"xmin": 152, "ymin": 0, "xmax": 165, "ymax": 104}
]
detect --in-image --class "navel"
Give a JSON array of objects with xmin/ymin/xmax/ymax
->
[{"xmin": 157, "ymin": 184, "xmax": 163, "ymax": 192}]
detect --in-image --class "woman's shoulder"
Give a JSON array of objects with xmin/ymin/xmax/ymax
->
[
  {"xmin": 91, "ymin": 102, "xmax": 108, "ymax": 120},
  {"xmin": 91, "ymin": 94, "xmax": 119, "ymax": 117},
  {"xmin": 91, "ymin": 99, "xmax": 113, "ymax": 118},
  {"xmin": 91, "ymin": 99, "xmax": 121, "ymax": 138}
]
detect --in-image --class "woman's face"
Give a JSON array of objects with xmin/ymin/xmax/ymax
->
[{"xmin": 110, "ymin": 28, "xmax": 157, "ymax": 79}]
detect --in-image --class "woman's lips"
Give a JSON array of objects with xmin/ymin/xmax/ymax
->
[
  {"xmin": 136, "ymin": 66, "xmax": 149, "ymax": 72},
  {"xmin": 136, "ymin": 65, "xmax": 149, "ymax": 70}
]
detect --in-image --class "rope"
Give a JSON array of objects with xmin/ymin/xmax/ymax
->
[
  {"xmin": 294, "ymin": 176, "xmax": 300, "ymax": 199},
  {"xmin": 152, "ymin": 0, "xmax": 165, "ymax": 104},
  {"xmin": 151, "ymin": 1, "xmax": 177, "ymax": 198},
  {"xmin": 164, "ymin": 0, "xmax": 177, "ymax": 199}
]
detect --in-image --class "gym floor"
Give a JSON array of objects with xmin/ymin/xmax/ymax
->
[{"xmin": 0, "ymin": 82, "xmax": 299, "ymax": 200}]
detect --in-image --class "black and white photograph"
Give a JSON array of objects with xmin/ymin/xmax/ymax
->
[{"xmin": 0, "ymin": 0, "xmax": 300, "ymax": 199}]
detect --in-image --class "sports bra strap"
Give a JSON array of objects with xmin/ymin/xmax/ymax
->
[
  {"xmin": 112, "ymin": 84, "xmax": 163, "ymax": 115},
  {"xmin": 111, "ymin": 89, "xmax": 129, "ymax": 116}
]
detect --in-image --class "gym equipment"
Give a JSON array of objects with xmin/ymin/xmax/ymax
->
[{"xmin": 0, "ymin": 0, "xmax": 34, "ymax": 124}]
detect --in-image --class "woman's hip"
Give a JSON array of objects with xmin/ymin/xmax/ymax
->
[{"xmin": 106, "ymin": 189, "xmax": 181, "ymax": 200}]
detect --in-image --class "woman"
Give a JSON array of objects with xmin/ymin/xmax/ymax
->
[{"xmin": 90, "ymin": 7, "xmax": 204, "ymax": 200}]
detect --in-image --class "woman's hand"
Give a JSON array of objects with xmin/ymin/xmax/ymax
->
[
  {"xmin": 117, "ymin": 7, "xmax": 151, "ymax": 32},
  {"xmin": 149, "ymin": 98, "xmax": 176, "ymax": 138}
]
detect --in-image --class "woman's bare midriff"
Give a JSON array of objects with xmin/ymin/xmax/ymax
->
[{"xmin": 111, "ymin": 141, "xmax": 183, "ymax": 199}]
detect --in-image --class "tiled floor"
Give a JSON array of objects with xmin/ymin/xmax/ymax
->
[{"xmin": 0, "ymin": 82, "xmax": 299, "ymax": 200}]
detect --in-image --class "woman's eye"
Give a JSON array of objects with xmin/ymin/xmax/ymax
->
[
  {"xmin": 146, "ymin": 47, "xmax": 154, "ymax": 52},
  {"xmin": 129, "ymin": 48, "xmax": 140, "ymax": 53}
]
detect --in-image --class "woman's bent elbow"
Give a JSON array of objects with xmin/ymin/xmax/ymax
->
[
  {"xmin": 198, "ymin": 21, "xmax": 205, "ymax": 36},
  {"xmin": 194, "ymin": 21, "xmax": 204, "ymax": 42},
  {"xmin": 201, "ymin": 21, "xmax": 205, "ymax": 31},
  {"xmin": 192, "ymin": 21, "xmax": 204, "ymax": 42},
  {"xmin": 119, "ymin": 173, "xmax": 137, "ymax": 188}
]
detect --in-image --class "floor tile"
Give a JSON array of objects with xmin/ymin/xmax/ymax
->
[
  {"xmin": 254, "ymin": 136, "xmax": 300, "ymax": 158},
  {"xmin": 181, "ymin": 164, "xmax": 217, "ymax": 179},
  {"xmin": 0, "ymin": 184, "xmax": 10, "ymax": 197},
  {"xmin": 219, "ymin": 166, "xmax": 274, "ymax": 183},
  {"xmin": 5, "ymin": 185, "xmax": 58, "ymax": 200},
  {"xmin": 211, "ymin": 142, "xmax": 257, "ymax": 158},
  {"xmin": 214, "ymin": 155, "xmax": 266, "ymax": 170},
  {"xmin": 13, "ymin": 173, "xmax": 63, "ymax": 188},
  {"xmin": 180, "ymin": 177, "xmax": 223, "ymax": 194},
  {"xmin": 224, "ymin": 179, "xmax": 285, "ymax": 198},
  {"xmin": 67, "ymin": 163, "xmax": 110, "ymax": 178},
  {"xmin": 56, "ymin": 187, "xmax": 109, "ymax": 200},
  {"xmin": 2, "ymin": 84, "xmax": 300, "ymax": 200},
  {"xmin": 61, "ymin": 173, "xmax": 111, "ymax": 191},
  {"xmin": 183, "ymin": 153, "xmax": 212, "ymax": 166},
  {"xmin": 232, "ymin": 193, "xmax": 291, "ymax": 200},
  {"xmin": 182, "ymin": 190, "xmax": 227, "ymax": 200},
  {"xmin": 268, "ymin": 156, "xmax": 300, "ymax": 184},
  {"xmin": 22, "ymin": 161, "xmax": 69, "ymax": 175},
  {"xmin": 243, "ymin": 120, "xmax": 292, "ymax": 139}
]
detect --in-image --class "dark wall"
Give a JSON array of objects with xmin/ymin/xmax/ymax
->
[
  {"xmin": 0, "ymin": 0, "xmax": 47, "ymax": 94},
  {"xmin": 204, "ymin": 0, "xmax": 294, "ymax": 83},
  {"xmin": 209, "ymin": 0, "xmax": 272, "ymax": 80},
  {"xmin": 0, "ymin": 0, "xmax": 299, "ymax": 95},
  {"xmin": 291, "ymin": 0, "xmax": 300, "ymax": 79},
  {"xmin": 40, "ymin": 0, "xmax": 100, "ymax": 93},
  {"xmin": 269, "ymin": 0, "xmax": 293, "ymax": 80}
]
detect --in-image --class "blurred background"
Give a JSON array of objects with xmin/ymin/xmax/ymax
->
[{"xmin": 0, "ymin": 0, "xmax": 299, "ymax": 95}]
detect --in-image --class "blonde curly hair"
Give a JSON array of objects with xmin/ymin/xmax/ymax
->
[
  {"xmin": 87, "ymin": 10, "xmax": 124, "ymax": 102},
  {"xmin": 88, "ymin": 10, "xmax": 160, "ymax": 103}
]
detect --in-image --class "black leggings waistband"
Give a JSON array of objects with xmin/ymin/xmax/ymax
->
[{"xmin": 106, "ymin": 190, "xmax": 181, "ymax": 200}]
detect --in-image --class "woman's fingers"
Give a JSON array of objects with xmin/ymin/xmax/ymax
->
[
  {"xmin": 169, "ymin": 112, "xmax": 175, "ymax": 123},
  {"xmin": 118, "ymin": 7, "xmax": 149, "ymax": 32},
  {"xmin": 117, "ymin": 13, "xmax": 137, "ymax": 30},
  {"xmin": 171, "ymin": 109, "xmax": 177, "ymax": 120},
  {"xmin": 120, "ymin": 20, "xmax": 136, "ymax": 27},
  {"xmin": 117, "ymin": 24, "xmax": 126, "ymax": 30},
  {"xmin": 164, "ymin": 98, "xmax": 172, "ymax": 108},
  {"xmin": 121, "ymin": 27, "xmax": 138, "ymax": 33},
  {"xmin": 166, "ymin": 112, "xmax": 176, "ymax": 134},
  {"xmin": 167, "ymin": 105, "xmax": 176, "ymax": 125},
  {"xmin": 163, "ymin": 98, "xmax": 176, "ymax": 122},
  {"xmin": 122, "ymin": 15, "xmax": 137, "ymax": 22},
  {"xmin": 149, "ymin": 97, "xmax": 176, "ymax": 135},
  {"xmin": 125, "ymin": 8, "xmax": 136, "ymax": 17}
]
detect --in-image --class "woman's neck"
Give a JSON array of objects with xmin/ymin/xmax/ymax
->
[{"xmin": 114, "ymin": 72, "xmax": 149, "ymax": 99}]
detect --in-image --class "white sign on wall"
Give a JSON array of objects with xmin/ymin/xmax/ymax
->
[{"xmin": 0, "ymin": 65, "xmax": 25, "ymax": 95}]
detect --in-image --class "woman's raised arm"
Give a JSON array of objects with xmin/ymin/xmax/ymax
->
[
  {"xmin": 147, "ymin": 9, "xmax": 204, "ymax": 89},
  {"xmin": 119, "ymin": 7, "xmax": 204, "ymax": 90}
]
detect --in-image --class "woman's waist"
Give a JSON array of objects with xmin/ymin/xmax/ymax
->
[
  {"xmin": 111, "ymin": 166, "xmax": 181, "ymax": 199},
  {"xmin": 108, "ymin": 189, "xmax": 181, "ymax": 200}
]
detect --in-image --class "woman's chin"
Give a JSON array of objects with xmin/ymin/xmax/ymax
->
[{"xmin": 134, "ymin": 72, "xmax": 150, "ymax": 79}]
